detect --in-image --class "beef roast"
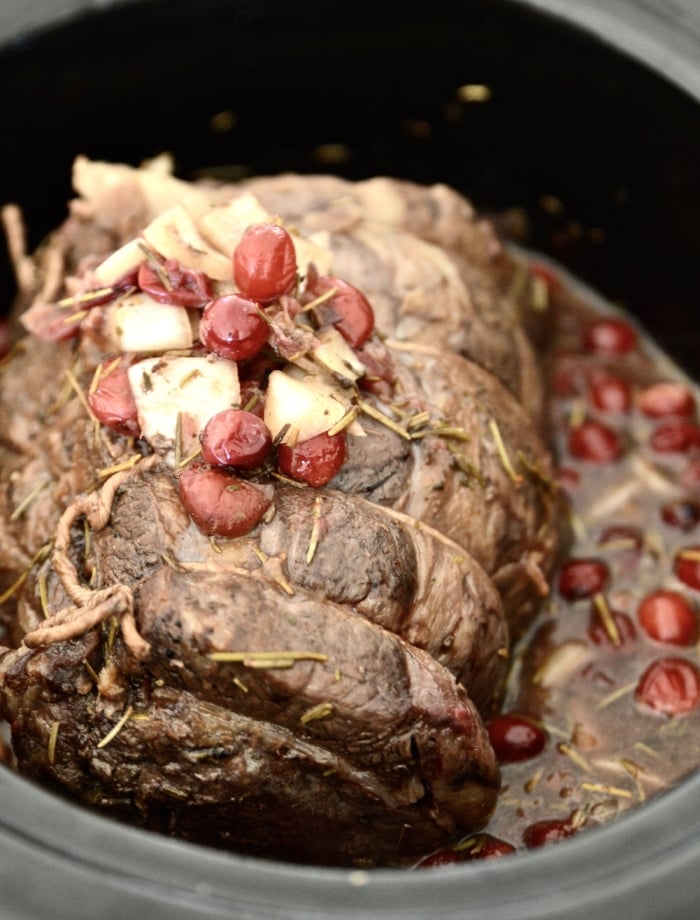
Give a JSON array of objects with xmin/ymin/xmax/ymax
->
[{"xmin": 0, "ymin": 159, "xmax": 565, "ymax": 866}]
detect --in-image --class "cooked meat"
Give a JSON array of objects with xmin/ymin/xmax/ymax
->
[
  {"xmin": 239, "ymin": 172, "xmax": 547, "ymax": 420},
  {"xmin": 0, "ymin": 160, "xmax": 564, "ymax": 866}
]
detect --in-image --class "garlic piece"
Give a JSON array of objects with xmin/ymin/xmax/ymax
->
[
  {"xmin": 264, "ymin": 370, "xmax": 350, "ymax": 445},
  {"xmin": 103, "ymin": 291, "xmax": 193, "ymax": 353},
  {"xmin": 128, "ymin": 355, "xmax": 240, "ymax": 457},
  {"xmin": 142, "ymin": 205, "xmax": 232, "ymax": 281}
]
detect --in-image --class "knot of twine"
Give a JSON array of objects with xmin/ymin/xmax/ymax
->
[{"xmin": 23, "ymin": 454, "xmax": 160, "ymax": 660}]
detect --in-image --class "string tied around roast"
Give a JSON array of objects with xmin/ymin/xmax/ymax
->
[{"xmin": 22, "ymin": 453, "xmax": 161, "ymax": 660}]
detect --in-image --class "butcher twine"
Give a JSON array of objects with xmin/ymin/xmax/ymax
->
[{"xmin": 22, "ymin": 453, "xmax": 161, "ymax": 660}]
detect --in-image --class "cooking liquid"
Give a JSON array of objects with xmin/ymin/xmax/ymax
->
[{"xmin": 469, "ymin": 263, "xmax": 700, "ymax": 856}]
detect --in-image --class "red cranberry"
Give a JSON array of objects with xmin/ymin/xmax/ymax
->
[
  {"xmin": 233, "ymin": 223, "xmax": 298, "ymax": 304},
  {"xmin": 674, "ymin": 547, "xmax": 700, "ymax": 590},
  {"xmin": 558, "ymin": 559, "xmax": 609, "ymax": 600},
  {"xmin": 588, "ymin": 371, "xmax": 632, "ymax": 414},
  {"xmin": 199, "ymin": 293, "xmax": 269, "ymax": 362},
  {"xmin": 138, "ymin": 259, "xmax": 212, "ymax": 307},
  {"xmin": 277, "ymin": 431, "xmax": 347, "ymax": 487},
  {"xmin": 638, "ymin": 590, "xmax": 697, "ymax": 645},
  {"xmin": 306, "ymin": 271, "xmax": 375, "ymax": 347},
  {"xmin": 487, "ymin": 714, "xmax": 548, "ymax": 763},
  {"xmin": 649, "ymin": 419, "xmax": 700, "ymax": 454},
  {"xmin": 178, "ymin": 463, "xmax": 272, "ymax": 538},
  {"xmin": 638, "ymin": 382, "xmax": 696, "ymax": 419},
  {"xmin": 680, "ymin": 458, "xmax": 700, "ymax": 489},
  {"xmin": 661, "ymin": 500, "xmax": 700, "ymax": 532},
  {"xmin": 552, "ymin": 360, "xmax": 586, "ymax": 398},
  {"xmin": 556, "ymin": 466, "xmax": 581, "ymax": 494},
  {"xmin": 583, "ymin": 318, "xmax": 637, "ymax": 356},
  {"xmin": 87, "ymin": 357, "xmax": 140, "ymax": 437},
  {"xmin": 529, "ymin": 261, "xmax": 562, "ymax": 295},
  {"xmin": 597, "ymin": 524, "xmax": 643, "ymax": 553},
  {"xmin": 635, "ymin": 657, "xmax": 700, "ymax": 715},
  {"xmin": 523, "ymin": 817, "xmax": 579, "ymax": 849},
  {"xmin": 568, "ymin": 420, "xmax": 623, "ymax": 464},
  {"xmin": 416, "ymin": 849, "xmax": 459, "ymax": 868},
  {"xmin": 588, "ymin": 609, "xmax": 637, "ymax": 648},
  {"xmin": 200, "ymin": 409, "xmax": 272, "ymax": 470},
  {"xmin": 460, "ymin": 835, "xmax": 517, "ymax": 860}
]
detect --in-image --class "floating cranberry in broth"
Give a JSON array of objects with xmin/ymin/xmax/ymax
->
[
  {"xmin": 568, "ymin": 419, "xmax": 623, "ymax": 463},
  {"xmin": 557, "ymin": 558, "xmax": 610, "ymax": 600},
  {"xmin": 486, "ymin": 714, "xmax": 548, "ymax": 763},
  {"xmin": 635, "ymin": 658, "xmax": 700, "ymax": 715},
  {"xmin": 583, "ymin": 317, "xmax": 637, "ymax": 356},
  {"xmin": 638, "ymin": 381, "xmax": 696, "ymax": 418},
  {"xmin": 637, "ymin": 590, "xmax": 697, "ymax": 646},
  {"xmin": 674, "ymin": 547, "xmax": 700, "ymax": 590},
  {"xmin": 588, "ymin": 371, "xmax": 632, "ymax": 414}
]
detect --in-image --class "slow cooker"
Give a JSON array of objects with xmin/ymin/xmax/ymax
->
[{"xmin": 1, "ymin": 1, "xmax": 699, "ymax": 917}]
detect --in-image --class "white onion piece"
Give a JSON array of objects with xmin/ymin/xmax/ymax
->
[
  {"xmin": 312, "ymin": 327, "xmax": 366, "ymax": 381},
  {"xmin": 197, "ymin": 193, "xmax": 272, "ymax": 255},
  {"xmin": 103, "ymin": 291, "xmax": 193, "ymax": 353},
  {"xmin": 142, "ymin": 205, "xmax": 232, "ymax": 281},
  {"xmin": 264, "ymin": 370, "xmax": 350, "ymax": 445},
  {"xmin": 128, "ymin": 355, "xmax": 240, "ymax": 457},
  {"xmin": 93, "ymin": 239, "xmax": 145, "ymax": 286}
]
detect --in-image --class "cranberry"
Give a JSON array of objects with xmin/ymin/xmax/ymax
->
[
  {"xmin": 551, "ymin": 360, "xmax": 586, "ymax": 398},
  {"xmin": 200, "ymin": 409, "xmax": 272, "ymax": 470},
  {"xmin": 306, "ymin": 272, "xmax": 375, "ymax": 347},
  {"xmin": 680, "ymin": 458, "xmax": 700, "ymax": 489},
  {"xmin": 568, "ymin": 420, "xmax": 623, "ymax": 464},
  {"xmin": 638, "ymin": 382, "xmax": 695, "ymax": 419},
  {"xmin": 597, "ymin": 524, "xmax": 643, "ymax": 553},
  {"xmin": 487, "ymin": 714, "xmax": 547, "ymax": 763},
  {"xmin": 523, "ymin": 817, "xmax": 579, "ymax": 848},
  {"xmin": 582, "ymin": 318, "xmax": 637, "ymax": 356},
  {"xmin": 649, "ymin": 419, "xmax": 700, "ymax": 454},
  {"xmin": 178, "ymin": 463, "xmax": 272, "ymax": 538},
  {"xmin": 674, "ymin": 546, "xmax": 700, "ymax": 590},
  {"xmin": 638, "ymin": 590, "xmax": 697, "ymax": 645},
  {"xmin": 460, "ymin": 835, "xmax": 517, "ymax": 860},
  {"xmin": 661, "ymin": 499, "xmax": 700, "ymax": 532},
  {"xmin": 556, "ymin": 466, "xmax": 581, "ymax": 494},
  {"xmin": 277, "ymin": 431, "xmax": 346, "ymax": 488},
  {"xmin": 529, "ymin": 261, "xmax": 562, "ymax": 295},
  {"xmin": 233, "ymin": 223, "xmax": 298, "ymax": 304},
  {"xmin": 138, "ymin": 259, "xmax": 213, "ymax": 307},
  {"xmin": 635, "ymin": 657, "xmax": 700, "ymax": 715},
  {"xmin": 87, "ymin": 357, "xmax": 140, "ymax": 437},
  {"xmin": 416, "ymin": 849, "xmax": 459, "ymax": 868},
  {"xmin": 356, "ymin": 341, "xmax": 396, "ymax": 399},
  {"xmin": 199, "ymin": 294, "xmax": 269, "ymax": 362},
  {"xmin": 558, "ymin": 558, "xmax": 609, "ymax": 600},
  {"xmin": 588, "ymin": 609, "xmax": 637, "ymax": 648},
  {"xmin": 588, "ymin": 371, "xmax": 631, "ymax": 414}
]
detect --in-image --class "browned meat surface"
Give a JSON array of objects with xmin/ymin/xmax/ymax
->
[{"xmin": 0, "ymin": 161, "xmax": 564, "ymax": 866}]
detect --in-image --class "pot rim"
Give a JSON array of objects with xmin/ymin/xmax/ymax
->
[{"xmin": 1, "ymin": 2, "xmax": 700, "ymax": 917}]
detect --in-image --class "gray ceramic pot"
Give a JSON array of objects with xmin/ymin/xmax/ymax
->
[{"xmin": 1, "ymin": 2, "xmax": 699, "ymax": 917}]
